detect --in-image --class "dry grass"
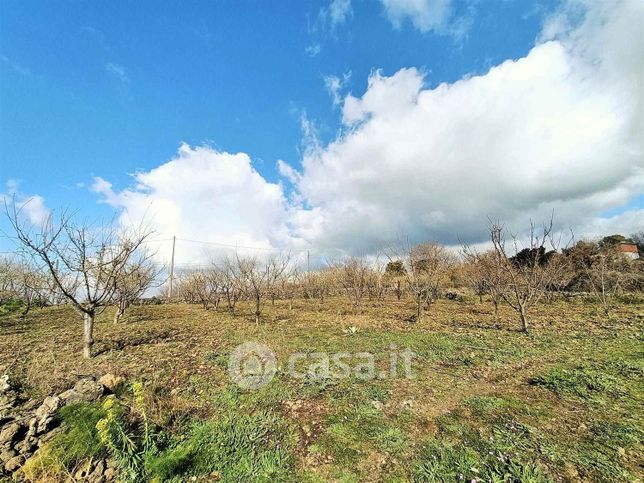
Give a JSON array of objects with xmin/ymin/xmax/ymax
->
[{"xmin": 1, "ymin": 295, "xmax": 643, "ymax": 481}]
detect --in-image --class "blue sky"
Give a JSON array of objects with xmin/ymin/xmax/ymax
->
[
  {"xmin": 1, "ymin": 0, "xmax": 642, "ymax": 259},
  {"xmin": 2, "ymin": 1, "xmax": 552, "ymax": 194}
]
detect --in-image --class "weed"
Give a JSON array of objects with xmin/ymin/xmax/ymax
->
[{"xmin": 530, "ymin": 365, "xmax": 619, "ymax": 398}]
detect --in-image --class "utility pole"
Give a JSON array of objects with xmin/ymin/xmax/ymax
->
[
  {"xmin": 169, "ymin": 236, "xmax": 176, "ymax": 299},
  {"xmin": 307, "ymin": 250, "xmax": 310, "ymax": 275}
]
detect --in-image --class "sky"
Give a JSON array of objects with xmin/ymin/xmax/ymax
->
[{"xmin": 1, "ymin": 0, "xmax": 643, "ymax": 264}]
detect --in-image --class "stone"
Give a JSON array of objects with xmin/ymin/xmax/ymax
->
[
  {"xmin": 37, "ymin": 426, "xmax": 63, "ymax": 447},
  {"xmin": 74, "ymin": 465, "xmax": 91, "ymax": 481},
  {"xmin": 88, "ymin": 459, "xmax": 106, "ymax": 482},
  {"xmin": 104, "ymin": 467, "xmax": 117, "ymax": 481},
  {"xmin": 35, "ymin": 396, "xmax": 61, "ymax": 420},
  {"xmin": 0, "ymin": 448, "xmax": 17, "ymax": 464},
  {"xmin": 59, "ymin": 378, "xmax": 104, "ymax": 404},
  {"xmin": 22, "ymin": 399, "xmax": 39, "ymax": 411},
  {"xmin": 27, "ymin": 418, "xmax": 38, "ymax": 437},
  {"xmin": 36, "ymin": 416, "xmax": 56, "ymax": 435},
  {"xmin": 0, "ymin": 393, "xmax": 18, "ymax": 411},
  {"xmin": 14, "ymin": 436, "xmax": 36, "ymax": 455},
  {"xmin": 0, "ymin": 375, "xmax": 10, "ymax": 394},
  {"xmin": 0, "ymin": 422, "xmax": 23, "ymax": 445},
  {"xmin": 4, "ymin": 455, "xmax": 24, "ymax": 472},
  {"xmin": 99, "ymin": 374, "xmax": 125, "ymax": 393}
]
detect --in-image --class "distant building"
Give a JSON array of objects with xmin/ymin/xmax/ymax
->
[{"xmin": 617, "ymin": 242, "xmax": 640, "ymax": 260}]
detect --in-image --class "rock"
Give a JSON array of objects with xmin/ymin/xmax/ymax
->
[
  {"xmin": 59, "ymin": 378, "xmax": 104, "ymax": 404},
  {"xmin": 104, "ymin": 467, "xmax": 116, "ymax": 481},
  {"xmin": 99, "ymin": 374, "xmax": 125, "ymax": 393},
  {"xmin": 0, "ymin": 448, "xmax": 17, "ymax": 464},
  {"xmin": 0, "ymin": 422, "xmax": 23, "ymax": 445},
  {"xmin": 14, "ymin": 436, "xmax": 36, "ymax": 455},
  {"xmin": 37, "ymin": 416, "xmax": 57, "ymax": 435},
  {"xmin": 35, "ymin": 396, "xmax": 61, "ymax": 420},
  {"xmin": 0, "ymin": 375, "xmax": 10, "ymax": 394},
  {"xmin": 4, "ymin": 454, "xmax": 24, "ymax": 472},
  {"xmin": 37, "ymin": 426, "xmax": 63, "ymax": 447},
  {"xmin": 75, "ymin": 467, "xmax": 90, "ymax": 480},
  {"xmin": 27, "ymin": 418, "xmax": 38, "ymax": 437},
  {"xmin": 88, "ymin": 459, "xmax": 105, "ymax": 482},
  {"xmin": 0, "ymin": 393, "xmax": 18, "ymax": 411},
  {"xmin": 22, "ymin": 399, "xmax": 39, "ymax": 412}
]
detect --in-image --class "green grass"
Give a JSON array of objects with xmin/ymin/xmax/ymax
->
[
  {"xmin": 145, "ymin": 410, "xmax": 296, "ymax": 481},
  {"xmin": 3, "ymin": 298, "xmax": 643, "ymax": 481}
]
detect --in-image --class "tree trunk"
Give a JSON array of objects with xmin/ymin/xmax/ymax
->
[
  {"xmin": 83, "ymin": 312, "xmax": 95, "ymax": 358},
  {"xmin": 113, "ymin": 307, "xmax": 124, "ymax": 324},
  {"xmin": 21, "ymin": 297, "xmax": 31, "ymax": 317},
  {"xmin": 255, "ymin": 294, "xmax": 261, "ymax": 324},
  {"xmin": 519, "ymin": 305, "xmax": 529, "ymax": 334}
]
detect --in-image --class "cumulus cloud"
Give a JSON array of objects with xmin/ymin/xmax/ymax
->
[
  {"xmin": 92, "ymin": 144, "xmax": 297, "ymax": 264},
  {"xmin": 93, "ymin": 0, "xmax": 643, "ymax": 259},
  {"xmin": 289, "ymin": 0, "xmax": 644, "ymax": 253},
  {"xmin": 1, "ymin": 180, "xmax": 50, "ymax": 226}
]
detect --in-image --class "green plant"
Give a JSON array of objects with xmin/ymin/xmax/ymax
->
[
  {"xmin": 145, "ymin": 410, "xmax": 296, "ymax": 481},
  {"xmin": 95, "ymin": 382, "xmax": 157, "ymax": 481},
  {"xmin": 530, "ymin": 366, "xmax": 619, "ymax": 398},
  {"xmin": 20, "ymin": 403, "xmax": 107, "ymax": 480}
]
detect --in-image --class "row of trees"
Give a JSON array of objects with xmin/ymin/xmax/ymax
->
[{"xmin": 3, "ymin": 202, "xmax": 642, "ymax": 357}]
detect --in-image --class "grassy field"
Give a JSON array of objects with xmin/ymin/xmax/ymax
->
[{"xmin": 1, "ymin": 296, "xmax": 643, "ymax": 482}]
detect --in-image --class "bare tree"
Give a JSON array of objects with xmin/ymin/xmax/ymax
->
[
  {"xmin": 113, "ymin": 253, "xmax": 159, "ymax": 323},
  {"xmin": 0, "ymin": 257, "xmax": 50, "ymax": 315},
  {"xmin": 488, "ymin": 219, "xmax": 570, "ymax": 333},
  {"xmin": 462, "ymin": 249, "xmax": 506, "ymax": 324},
  {"xmin": 335, "ymin": 257, "xmax": 371, "ymax": 312},
  {"xmin": 388, "ymin": 241, "xmax": 453, "ymax": 322},
  {"xmin": 177, "ymin": 268, "xmax": 221, "ymax": 311},
  {"xmin": 7, "ymin": 204, "xmax": 152, "ymax": 358},
  {"xmin": 232, "ymin": 252, "xmax": 291, "ymax": 324}
]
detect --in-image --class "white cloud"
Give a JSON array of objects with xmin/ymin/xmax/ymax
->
[
  {"xmin": 92, "ymin": 0, "xmax": 643, "ymax": 259},
  {"xmin": 306, "ymin": 0, "xmax": 353, "ymax": 56},
  {"xmin": 288, "ymin": 0, "xmax": 644, "ymax": 253},
  {"xmin": 105, "ymin": 62, "xmax": 129, "ymax": 83},
  {"xmin": 1, "ymin": 180, "xmax": 50, "ymax": 226},
  {"xmin": 92, "ymin": 144, "xmax": 297, "ymax": 265},
  {"xmin": 380, "ymin": 0, "xmax": 455, "ymax": 34},
  {"xmin": 324, "ymin": 71, "xmax": 352, "ymax": 107},
  {"xmin": 328, "ymin": 0, "xmax": 352, "ymax": 26}
]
